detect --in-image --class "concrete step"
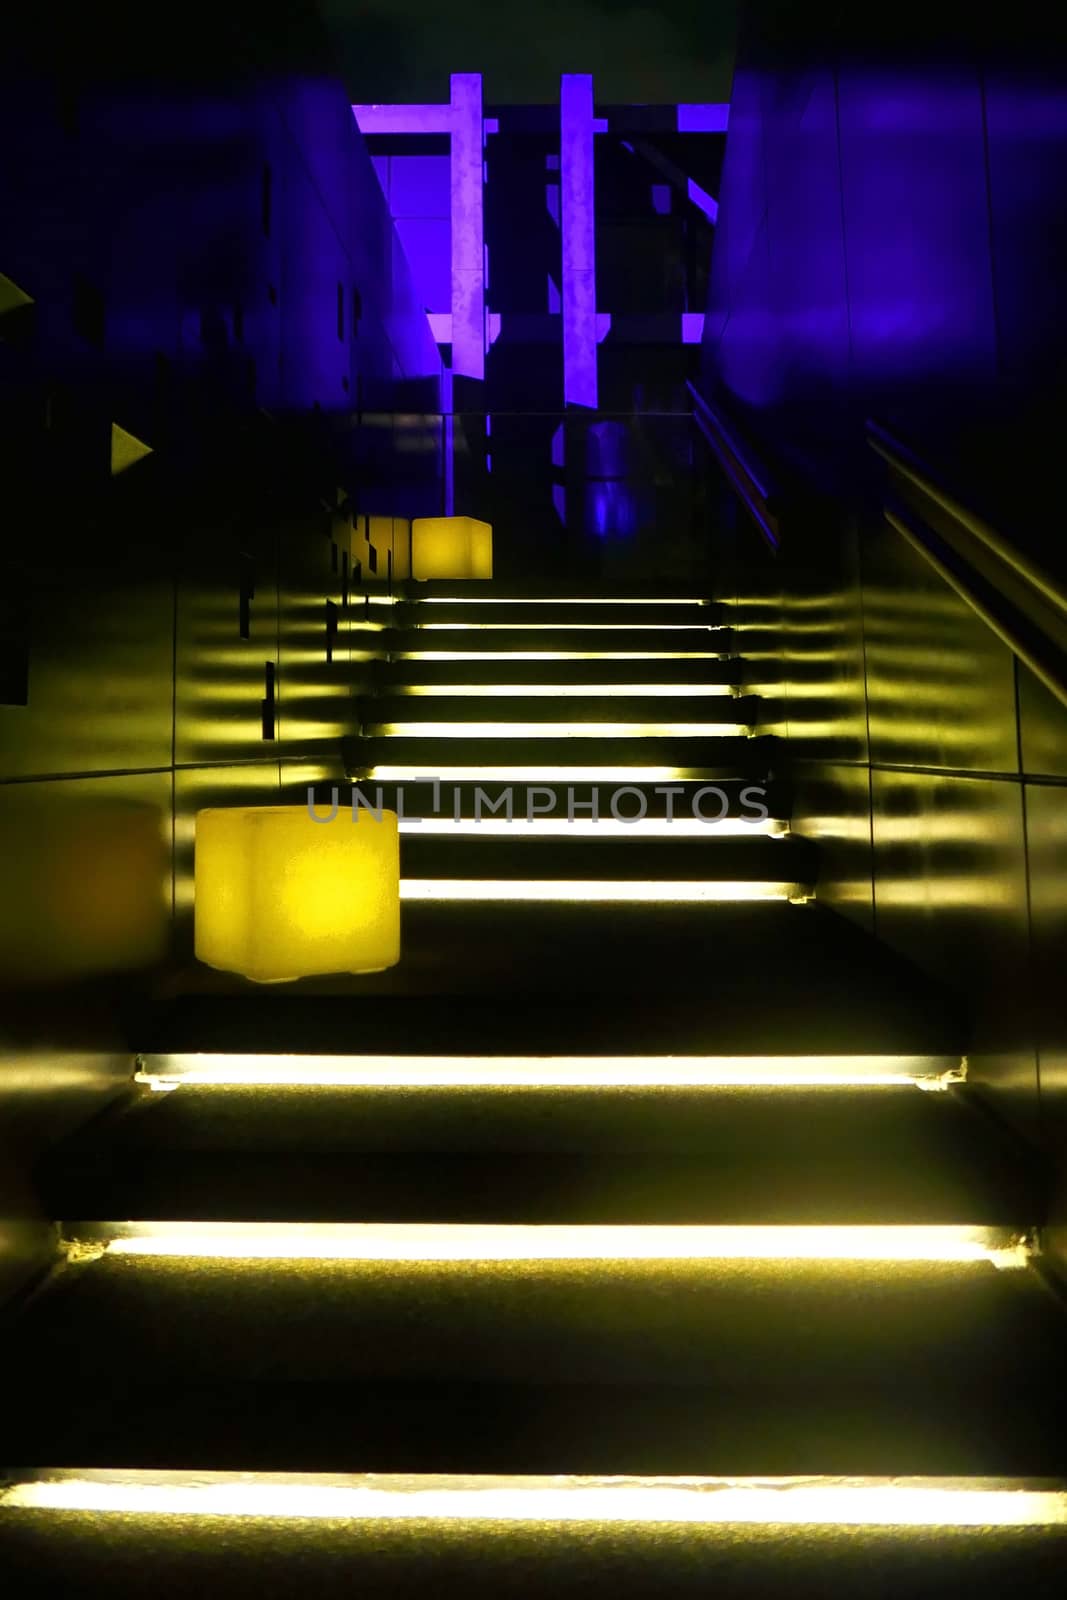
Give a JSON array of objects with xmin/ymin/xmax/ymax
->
[
  {"xmin": 378, "ymin": 656, "xmax": 745, "ymax": 688},
  {"xmin": 395, "ymin": 600, "xmax": 720, "ymax": 628},
  {"xmin": 342, "ymin": 733, "xmax": 774, "ymax": 779},
  {"xmin": 357, "ymin": 693, "xmax": 762, "ymax": 732},
  {"xmin": 39, "ymin": 1082, "xmax": 1030, "ymax": 1226},
  {"xmin": 394, "ymin": 832, "xmax": 815, "ymax": 885},
  {"xmin": 4, "ymin": 1473, "xmax": 1067, "ymax": 1598},
  {"xmin": 4, "ymin": 1251, "xmax": 1065, "ymax": 1475},
  {"xmin": 140, "ymin": 901, "xmax": 962, "ymax": 1055},
  {"xmin": 379, "ymin": 626, "xmax": 733, "ymax": 658}
]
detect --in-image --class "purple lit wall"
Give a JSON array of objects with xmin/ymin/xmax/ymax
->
[
  {"xmin": 701, "ymin": 16, "xmax": 1067, "ymax": 530},
  {"xmin": 354, "ymin": 80, "xmax": 488, "ymax": 383},
  {"xmin": 450, "ymin": 72, "xmax": 486, "ymax": 381},
  {"xmin": 372, "ymin": 154, "xmax": 451, "ymax": 316},
  {"xmin": 560, "ymin": 73, "xmax": 598, "ymax": 408}
]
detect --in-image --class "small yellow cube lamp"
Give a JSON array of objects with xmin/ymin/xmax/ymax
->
[
  {"xmin": 194, "ymin": 806, "xmax": 400, "ymax": 982},
  {"xmin": 410, "ymin": 516, "xmax": 493, "ymax": 580}
]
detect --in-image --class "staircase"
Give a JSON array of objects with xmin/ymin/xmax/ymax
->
[{"xmin": 3, "ymin": 583, "xmax": 1067, "ymax": 1595}]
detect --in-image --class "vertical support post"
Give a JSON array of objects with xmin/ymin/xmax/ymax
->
[
  {"xmin": 450, "ymin": 73, "xmax": 485, "ymax": 382},
  {"xmin": 442, "ymin": 365, "xmax": 455, "ymax": 515},
  {"xmin": 560, "ymin": 73, "xmax": 598, "ymax": 409}
]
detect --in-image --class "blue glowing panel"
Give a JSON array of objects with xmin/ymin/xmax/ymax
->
[
  {"xmin": 587, "ymin": 419, "xmax": 630, "ymax": 476},
  {"xmin": 560, "ymin": 73, "xmax": 598, "ymax": 408},
  {"xmin": 585, "ymin": 481, "xmax": 641, "ymax": 538},
  {"xmin": 984, "ymin": 76, "xmax": 1067, "ymax": 386},
  {"xmin": 677, "ymin": 104, "xmax": 730, "ymax": 133},
  {"xmin": 762, "ymin": 69, "xmax": 850, "ymax": 419},
  {"xmin": 389, "ymin": 155, "xmax": 451, "ymax": 219},
  {"xmin": 395, "ymin": 218, "xmax": 451, "ymax": 313},
  {"xmin": 353, "ymin": 104, "xmax": 452, "ymax": 134},
  {"xmin": 836, "ymin": 68, "xmax": 997, "ymax": 392},
  {"xmin": 652, "ymin": 184, "xmax": 672, "ymax": 215}
]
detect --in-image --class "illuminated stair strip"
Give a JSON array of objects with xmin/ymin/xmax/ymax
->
[
  {"xmin": 4, "ymin": 1470, "xmax": 1066, "ymax": 1526},
  {"xmin": 398, "ymin": 652, "xmax": 731, "ymax": 661},
  {"xmin": 397, "ymin": 880, "xmax": 805, "ymax": 902},
  {"xmin": 134, "ymin": 1053, "xmax": 967, "ymax": 1091},
  {"xmin": 60, "ymin": 1221, "xmax": 1033, "ymax": 1267},
  {"xmin": 395, "ymin": 684, "xmax": 739, "ymax": 696},
  {"xmin": 417, "ymin": 597, "xmax": 710, "ymax": 605},
  {"xmin": 414, "ymin": 623, "xmax": 726, "ymax": 631},
  {"xmin": 371, "ymin": 766, "xmax": 747, "ymax": 779},
  {"xmin": 396, "ymin": 817, "xmax": 786, "ymax": 837},
  {"xmin": 371, "ymin": 722, "xmax": 751, "ymax": 737}
]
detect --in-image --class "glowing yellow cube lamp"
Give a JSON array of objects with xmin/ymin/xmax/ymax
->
[
  {"xmin": 411, "ymin": 516, "xmax": 493, "ymax": 581},
  {"xmin": 194, "ymin": 807, "xmax": 400, "ymax": 983}
]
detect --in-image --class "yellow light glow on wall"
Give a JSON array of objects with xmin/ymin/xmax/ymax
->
[
  {"xmin": 135, "ymin": 1053, "xmax": 965, "ymax": 1091},
  {"xmin": 194, "ymin": 807, "xmax": 400, "ymax": 983},
  {"xmin": 399, "ymin": 880, "xmax": 799, "ymax": 903},
  {"xmin": 411, "ymin": 516, "xmax": 493, "ymax": 581},
  {"xmin": 350, "ymin": 515, "xmax": 410, "ymax": 582},
  {"xmin": 5, "ymin": 1471, "xmax": 1066, "ymax": 1526},
  {"xmin": 65, "ymin": 1221, "xmax": 1032, "ymax": 1267}
]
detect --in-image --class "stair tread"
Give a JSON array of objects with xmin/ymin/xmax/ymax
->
[
  {"xmin": 3, "ymin": 1505, "xmax": 1066, "ymax": 1600},
  {"xmin": 360, "ymin": 693, "xmax": 761, "ymax": 725},
  {"xmin": 397, "ymin": 602, "xmax": 719, "ymax": 627},
  {"xmin": 40, "ymin": 1087, "xmax": 1029, "ymax": 1224},
  {"xmin": 4, "ymin": 1261, "xmax": 1066, "ymax": 1474},
  {"xmin": 343, "ymin": 734, "xmax": 772, "ymax": 776},
  {"xmin": 380, "ymin": 627, "xmax": 732, "ymax": 655},
  {"xmin": 142, "ymin": 902, "xmax": 961, "ymax": 1054},
  {"xmin": 395, "ymin": 834, "xmax": 814, "ymax": 880},
  {"xmin": 379, "ymin": 657, "xmax": 745, "ymax": 685}
]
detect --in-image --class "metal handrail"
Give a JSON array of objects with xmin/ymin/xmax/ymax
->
[
  {"xmin": 687, "ymin": 381, "xmax": 780, "ymax": 549},
  {"xmin": 867, "ymin": 419, "xmax": 1067, "ymax": 623},
  {"xmin": 868, "ymin": 420, "xmax": 1067, "ymax": 712}
]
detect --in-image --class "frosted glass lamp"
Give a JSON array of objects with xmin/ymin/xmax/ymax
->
[
  {"xmin": 411, "ymin": 516, "xmax": 493, "ymax": 580},
  {"xmin": 194, "ymin": 806, "xmax": 400, "ymax": 982}
]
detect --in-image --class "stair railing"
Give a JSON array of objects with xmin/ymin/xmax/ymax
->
[
  {"xmin": 867, "ymin": 419, "xmax": 1067, "ymax": 713},
  {"xmin": 687, "ymin": 380, "xmax": 781, "ymax": 551}
]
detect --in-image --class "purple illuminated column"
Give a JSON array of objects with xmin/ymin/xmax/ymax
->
[
  {"xmin": 560, "ymin": 73, "xmax": 597, "ymax": 409},
  {"xmin": 450, "ymin": 73, "xmax": 485, "ymax": 382}
]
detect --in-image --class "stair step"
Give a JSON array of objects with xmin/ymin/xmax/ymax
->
[
  {"xmin": 381, "ymin": 626, "xmax": 733, "ymax": 658},
  {"xmin": 358, "ymin": 694, "xmax": 761, "ymax": 731},
  {"xmin": 395, "ymin": 834, "xmax": 814, "ymax": 885},
  {"xmin": 39, "ymin": 1084, "xmax": 1029, "ymax": 1225},
  {"xmin": 379, "ymin": 657, "xmax": 745, "ymax": 687},
  {"xmin": 4, "ymin": 1252, "xmax": 1065, "ymax": 1474},
  {"xmin": 397, "ymin": 601, "xmax": 719, "ymax": 628},
  {"xmin": 342, "ymin": 734, "xmax": 772, "ymax": 779},
  {"xmin": 4, "ymin": 1477, "xmax": 1067, "ymax": 1599},
  {"xmin": 141, "ymin": 901, "xmax": 962, "ymax": 1054},
  {"xmin": 404, "ymin": 580, "xmax": 715, "ymax": 602}
]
